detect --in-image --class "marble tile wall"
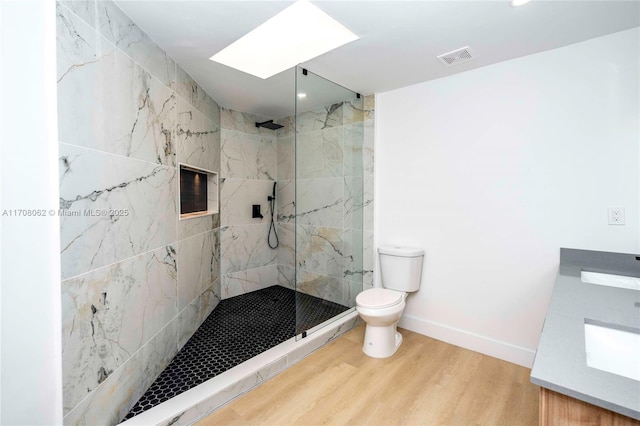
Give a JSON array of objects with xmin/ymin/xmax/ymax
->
[
  {"xmin": 363, "ymin": 96, "xmax": 375, "ymax": 290},
  {"xmin": 57, "ymin": 1, "xmax": 221, "ymax": 423},
  {"xmin": 58, "ymin": 0, "xmax": 374, "ymax": 420},
  {"xmin": 275, "ymin": 95, "xmax": 375, "ymax": 309},
  {"xmin": 219, "ymin": 108, "xmax": 279, "ymax": 299}
]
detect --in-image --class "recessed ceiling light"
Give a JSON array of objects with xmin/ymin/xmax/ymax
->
[
  {"xmin": 510, "ymin": 0, "xmax": 532, "ymax": 7},
  {"xmin": 209, "ymin": 0, "xmax": 359, "ymax": 79},
  {"xmin": 297, "ymin": 93, "xmax": 307, "ymax": 99}
]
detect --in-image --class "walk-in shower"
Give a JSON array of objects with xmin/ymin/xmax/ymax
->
[
  {"xmin": 121, "ymin": 66, "xmax": 366, "ymax": 421},
  {"xmin": 56, "ymin": 1, "xmax": 371, "ymax": 422}
]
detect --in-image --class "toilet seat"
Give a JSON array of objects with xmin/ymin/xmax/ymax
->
[{"xmin": 356, "ymin": 288, "xmax": 404, "ymax": 309}]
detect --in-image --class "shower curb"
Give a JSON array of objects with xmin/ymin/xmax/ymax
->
[{"xmin": 119, "ymin": 310, "xmax": 360, "ymax": 426}]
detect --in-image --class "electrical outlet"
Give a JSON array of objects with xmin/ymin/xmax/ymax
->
[{"xmin": 608, "ymin": 207, "xmax": 625, "ymax": 225}]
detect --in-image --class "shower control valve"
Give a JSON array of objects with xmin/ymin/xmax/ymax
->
[{"xmin": 252, "ymin": 204, "xmax": 264, "ymax": 219}]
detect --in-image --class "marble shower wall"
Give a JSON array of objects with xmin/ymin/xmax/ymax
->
[
  {"xmin": 276, "ymin": 95, "xmax": 375, "ymax": 308},
  {"xmin": 363, "ymin": 95, "xmax": 375, "ymax": 291},
  {"xmin": 57, "ymin": 1, "xmax": 220, "ymax": 424},
  {"xmin": 219, "ymin": 109, "xmax": 279, "ymax": 298}
]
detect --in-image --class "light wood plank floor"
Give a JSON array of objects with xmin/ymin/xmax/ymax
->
[{"xmin": 198, "ymin": 325, "xmax": 539, "ymax": 426}]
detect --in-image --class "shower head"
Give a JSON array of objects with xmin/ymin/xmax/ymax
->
[{"xmin": 255, "ymin": 120, "xmax": 283, "ymax": 130}]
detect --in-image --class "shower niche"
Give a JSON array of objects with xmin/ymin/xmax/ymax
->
[{"xmin": 179, "ymin": 164, "xmax": 218, "ymax": 219}]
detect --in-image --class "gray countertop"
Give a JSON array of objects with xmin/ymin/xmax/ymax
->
[{"xmin": 530, "ymin": 248, "xmax": 640, "ymax": 420}]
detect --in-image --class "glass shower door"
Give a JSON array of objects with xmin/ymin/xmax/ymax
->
[{"xmin": 294, "ymin": 66, "xmax": 364, "ymax": 338}]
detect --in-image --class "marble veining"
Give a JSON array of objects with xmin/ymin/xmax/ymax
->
[
  {"xmin": 276, "ymin": 115, "xmax": 295, "ymax": 139},
  {"xmin": 275, "ymin": 179, "xmax": 295, "ymax": 223},
  {"xmin": 344, "ymin": 124, "xmax": 364, "ymax": 178},
  {"xmin": 363, "ymin": 175, "xmax": 374, "ymax": 231},
  {"xmin": 220, "ymin": 224, "xmax": 277, "ymax": 275},
  {"xmin": 273, "ymin": 91, "xmax": 372, "ymax": 309},
  {"xmin": 296, "ymin": 270, "xmax": 344, "ymax": 306},
  {"xmin": 57, "ymin": 2, "xmax": 106, "ymax": 81},
  {"xmin": 59, "ymin": 0, "xmax": 96, "ymax": 27},
  {"xmin": 61, "ymin": 244, "xmax": 177, "ymax": 413},
  {"xmin": 343, "ymin": 98, "xmax": 365, "ymax": 125},
  {"xmin": 342, "ymin": 228, "xmax": 364, "ymax": 283},
  {"xmin": 178, "ymin": 213, "xmax": 219, "ymax": 241},
  {"xmin": 297, "ymin": 128, "xmax": 344, "ymax": 178},
  {"xmin": 221, "ymin": 130, "xmax": 276, "ymax": 180},
  {"xmin": 58, "ymin": 4, "xmax": 176, "ymax": 166},
  {"xmin": 216, "ymin": 106, "xmax": 277, "ymax": 299},
  {"xmin": 177, "ymin": 229, "xmax": 219, "ymax": 311},
  {"xmin": 63, "ymin": 320, "xmax": 178, "ymax": 425},
  {"xmin": 363, "ymin": 230, "xmax": 374, "ymax": 287},
  {"xmin": 344, "ymin": 176, "xmax": 364, "ymax": 231},
  {"xmin": 221, "ymin": 265, "xmax": 278, "ymax": 299},
  {"xmin": 297, "ymin": 225, "xmax": 344, "ymax": 278},
  {"xmin": 178, "ymin": 283, "xmax": 220, "ymax": 349},
  {"xmin": 56, "ymin": 0, "xmax": 227, "ymax": 422},
  {"xmin": 276, "ymin": 223, "xmax": 295, "ymax": 268},
  {"xmin": 220, "ymin": 178, "xmax": 275, "ymax": 226},
  {"xmin": 174, "ymin": 65, "xmax": 220, "ymax": 124},
  {"xmin": 59, "ymin": 144, "xmax": 177, "ymax": 279},
  {"xmin": 296, "ymin": 103, "xmax": 343, "ymax": 133},
  {"xmin": 363, "ymin": 120, "xmax": 375, "ymax": 175},
  {"xmin": 56, "ymin": 7, "xmax": 372, "ymax": 417},
  {"xmin": 364, "ymin": 94, "xmax": 375, "ymax": 121},
  {"xmin": 277, "ymin": 264, "xmax": 295, "ymax": 290},
  {"xmin": 176, "ymin": 98, "xmax": 220, "ymax": 172},
  {"xmin": 95, "ymin": 0, "xmax": 176, "ymax": 87},
  {"xmin": 343, "ymin": 280, "xmax": 362, "ymax": 307},
  {"xmin": 220, "ymin": 108, "xmax": 272, "ymax": 136},
  {"xmin": 295, "ymin": 178, "xmax": 344, "ymax": 228},
  {"xmin": 277, "ymin": 135, "xmax": 294, "ymax": 180}
]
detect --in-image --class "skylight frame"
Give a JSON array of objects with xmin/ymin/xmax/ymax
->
[{"xmin": 209, "ymin": 0, "xmax": 359, "ymax": 79}]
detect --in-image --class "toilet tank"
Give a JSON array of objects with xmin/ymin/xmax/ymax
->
[{"xmin": 378, "ymin": 246, "xmax": 424, "ymax": 292}]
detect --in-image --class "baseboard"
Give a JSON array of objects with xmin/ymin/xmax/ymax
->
[{"xmin": 398, "ymin": 314, "xmax": 536, "ymax": 368}]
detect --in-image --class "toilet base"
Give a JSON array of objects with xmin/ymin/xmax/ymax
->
[{"xmin": 362, "ymin": 323, "xmax": 403, "ymax": 358}]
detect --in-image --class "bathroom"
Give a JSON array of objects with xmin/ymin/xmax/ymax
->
[{"xmin": 1, "ymin": 0, "xmax": 639, "ymax": 425}]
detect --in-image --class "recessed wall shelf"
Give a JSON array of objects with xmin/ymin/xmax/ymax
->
[{"xmin": 179, "ymin": 163, "xmax": 218, "ymax": 220}]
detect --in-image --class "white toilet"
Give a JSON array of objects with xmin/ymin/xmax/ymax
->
[{"xmin": 356, "ymin": 245, "xmax": 424, "ymax": 358}]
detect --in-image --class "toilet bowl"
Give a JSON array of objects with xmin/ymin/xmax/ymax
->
[
  {"xmin": 356, "ymin": 288, "xmax": 406, "ymax": 358},
  {"xmin": 356, "ymin": 246, "xmax": 424, "ymax": 358}
]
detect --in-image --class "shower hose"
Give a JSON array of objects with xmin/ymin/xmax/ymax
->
[{"xmin": 268, "ymin": 194, "xmax": 279, "ymax": 249}]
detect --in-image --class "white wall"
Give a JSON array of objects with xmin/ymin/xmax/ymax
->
[
  {"xmin": 376, "ymin": 28, "xmax": 640, "ymax": 367},
  {"xmin": 1, "ymin": 0, "xmax": 63, "ymax": 424}
]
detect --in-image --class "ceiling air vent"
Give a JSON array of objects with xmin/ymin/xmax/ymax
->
[{"xmin": 437, "ymin": 46, "xmax": 475, "ymax": 67}]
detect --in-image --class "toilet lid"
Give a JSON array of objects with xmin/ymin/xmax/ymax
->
[{"xmin": 356, "ymin": 288, "xmax": 403, "ymax": 309}]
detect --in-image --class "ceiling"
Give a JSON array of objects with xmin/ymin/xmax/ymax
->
[{"xmin": 116, "ymin": 1, "xmax": 640, "ymax": 119}]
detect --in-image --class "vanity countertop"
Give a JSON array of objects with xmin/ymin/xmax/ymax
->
[{"xmin": 530, "ymin": 248, "xmax": 640, "ymax": 420}]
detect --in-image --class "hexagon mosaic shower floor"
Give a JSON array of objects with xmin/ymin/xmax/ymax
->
[{"xmin": 123, "ymin": 285, "xmax": 349, "ymax": 420}]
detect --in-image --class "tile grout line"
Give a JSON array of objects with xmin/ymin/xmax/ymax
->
[
  {"xmin": 63, "ymin": 309, "xmax": 182, "ymax": 420},
  {"xmin": 58, "ymin": 141, "xmax": 177, "ymax": 170},
  {"xmin": 57, "ymin": 1, "xmax": 221, "ymax": 127},
  {"xmin": 61, "ymin": 226, "xmax": 217, "ymax": 283}
]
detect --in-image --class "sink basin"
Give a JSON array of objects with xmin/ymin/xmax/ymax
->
[
  {"xmin": 581, "ymin": 271, "xmax": 640, "ymax": 291},
  {"xmin": 584, "ymin": 320, "xmax": 640, "ymax": 381}
]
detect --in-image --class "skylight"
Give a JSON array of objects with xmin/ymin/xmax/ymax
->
[{"xmin": 209, "ymin": 0, "xmax": 359, "ymax": 79}]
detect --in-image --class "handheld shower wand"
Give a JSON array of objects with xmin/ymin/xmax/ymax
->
[
  {"xmin": 269, "ymin": 182, "xmax": 276, "ymax": 201},
  {"xmin": 267, "ymin": 182, "xmax": 279, "ymax": 249}
]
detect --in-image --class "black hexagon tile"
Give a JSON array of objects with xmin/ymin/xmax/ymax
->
[{"xmin": 123, "ymin": 286, "xmax": 348, "ymax": 420}]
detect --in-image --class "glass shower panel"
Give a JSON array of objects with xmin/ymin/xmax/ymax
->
[{"xmin": 294, "ymin": 66, "xmax": 364, "ymax": 338}]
